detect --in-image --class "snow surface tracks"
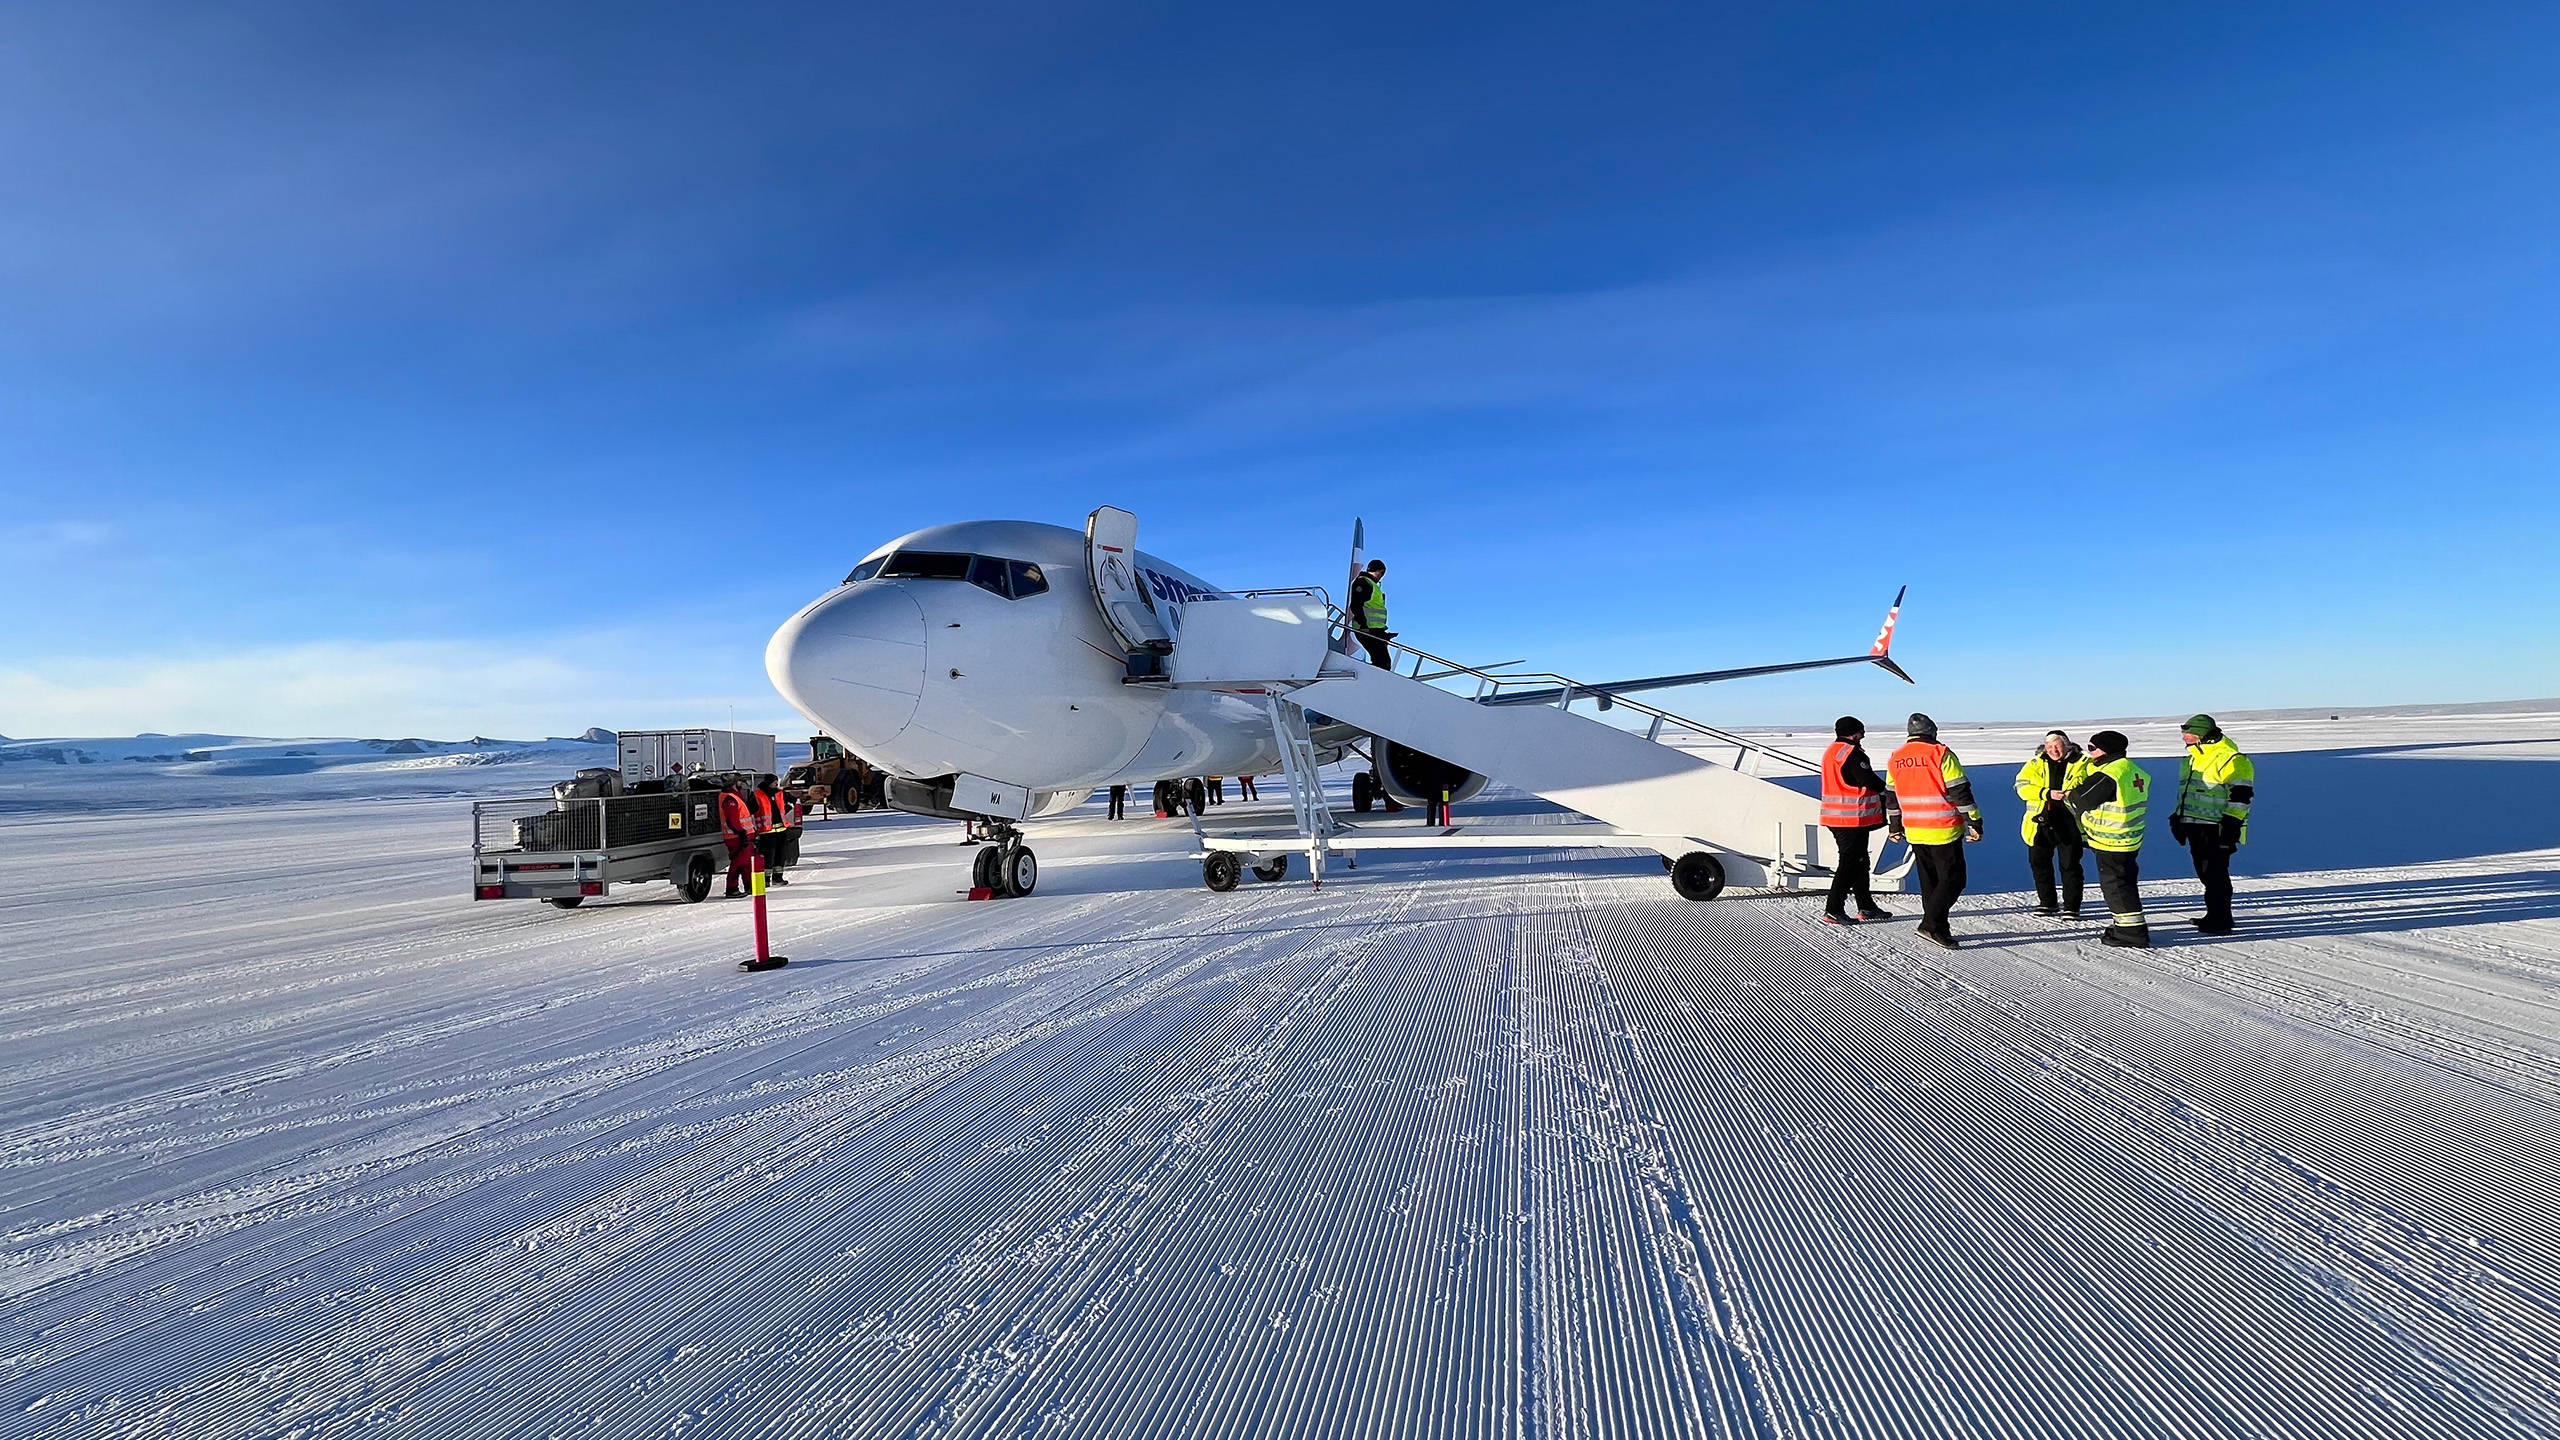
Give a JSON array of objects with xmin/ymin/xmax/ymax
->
[{"xmin": 0, "ymin": 803, "xmax": 2556, "ymax": 1437}]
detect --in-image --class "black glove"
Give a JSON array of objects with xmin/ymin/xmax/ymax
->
[
  {"xmin": 2219, "ymin": 815, "xmax": 2243, "ymax": 848},
  {"xmin": 2169, "ymin": 817, "xmax": 2189, "ymax": 844}
]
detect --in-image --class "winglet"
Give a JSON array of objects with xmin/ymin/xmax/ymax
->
[
  {"xmin": 1868, "ymin": 585, "xmax": 1905, "ymax": 656},
  {"xmin": 1869, "ymin": 586, "xmax": 1914, "ymax": 684}
]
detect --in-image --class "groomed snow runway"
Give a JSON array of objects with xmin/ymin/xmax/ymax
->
[{"xmin": 4, "ymin": 724, "xmax": 2558, "ymax": 1437}]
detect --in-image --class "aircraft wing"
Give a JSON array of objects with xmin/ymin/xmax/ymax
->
[{"xmin": 1482, "ymin": 587, "xmax": 1912, "ymax": 708}]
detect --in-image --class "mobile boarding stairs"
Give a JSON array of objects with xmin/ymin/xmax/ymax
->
[{"xmin": 1164, "ymin": 593, "xmax": 1916, "ymax": 898}]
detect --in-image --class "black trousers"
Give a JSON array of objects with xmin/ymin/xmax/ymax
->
[
  {"xmin": 2186, "ymin": 832, "xmax": 2235, "ymax": 925},
  {"xmin": 2028, "ymin": 826, "xmax": 2085, "ymax": 913},
  {"xmin": 1107, "ymin": 785, "xmax": 1126, "ymax": 819},
  {"xmin": 1913, "ymin": 840, "xmax": 1967, "ymax": 934},
  {"xmin": 1824, "ymin": 826, "xmax": 1879, "ymax": 915},
  {"xmin": 1357, "ymin": 629, "xmax": 1393, "ymax": 668},
  {"xmin": 2095, "ymin": 849, "xmax": 2147, "ymax": 934}
]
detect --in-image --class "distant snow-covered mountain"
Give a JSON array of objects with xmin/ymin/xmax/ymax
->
[
  {"xmin": 0, "ymin": 731, "xmax": 805, "ymax": 813},
  {"xmin": 0, "ymin": 732, "xmax": 627, "ymax": 813},
  {"xmin": 0, "ymin": 734, "xmax": 616, "ymax": 767}
]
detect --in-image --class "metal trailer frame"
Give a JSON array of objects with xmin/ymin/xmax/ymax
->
[{"xmin": 470, "ymin": 789, "xmax": 738, "ymax": 908}]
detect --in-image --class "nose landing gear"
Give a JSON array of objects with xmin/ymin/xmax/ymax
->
[{"xmin": 967, "ymin": 821, "xmax": 1039, "ymax": 898}]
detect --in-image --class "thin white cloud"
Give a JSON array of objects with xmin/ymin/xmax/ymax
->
[{"xmin": 0, "ymin": 519, "xmax": 117, "ymax": 555}]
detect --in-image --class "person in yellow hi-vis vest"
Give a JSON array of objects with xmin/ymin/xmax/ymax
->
[
  {"xmin": 2170, "ymin": 714, "xmax": 2255, "ymax": 934},
  {"xmin": 1887, "ymin": 712, "xmax": 1983, "ymax": 950},
  {"xmin": 2014, "ymin": 730, "xmax": 2095, "ymax": 918},
  {"xmin": 1347, "ymin": 560, "xmax": 1393, "ymax": 668},
  {"xmin": 2065, "ymin": 729, "xmax": 2152, "ymax": 948}
]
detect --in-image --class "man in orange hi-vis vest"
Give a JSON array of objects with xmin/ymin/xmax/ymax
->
[
  {"xmin": 1819, "ymin": 716, "xmax": 1897, "ymax": 926},
  {"xmin": 718, "ymin": 780, "xmax": 758, "ymax": 898},
  {"xmin": 1887, "ymin": 712, "xmax": 1984, "ymax": 949}
]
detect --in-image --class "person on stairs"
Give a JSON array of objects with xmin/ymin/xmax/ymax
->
[{"xmin": 1347, "ymin": 560, "xmax": 1394, "ymax": 668}]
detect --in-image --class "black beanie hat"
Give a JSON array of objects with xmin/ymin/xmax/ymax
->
[
  {"xmin": 2088, "ymin": 729, "xmax": 2130, "ymax": 756},
  {"xmin": 1834, "ymin": 716, "xmax": 1863, "ymax": 740},
  {"xmin": 1906, "ymin": 712, "xmax": 1937, "ymax": 739}
]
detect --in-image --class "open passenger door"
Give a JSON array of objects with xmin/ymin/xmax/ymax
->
[{"xmin": 1085, "ymin": 506, "xmax": 1173, "ymax": 655}]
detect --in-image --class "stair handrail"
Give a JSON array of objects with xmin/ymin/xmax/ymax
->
[{"xmin": 1317, "ymin": 606, "xmax": 1819, "ymax": 777}]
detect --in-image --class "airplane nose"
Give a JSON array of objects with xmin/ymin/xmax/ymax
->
[{"xmin": 766, "ymin": 583, "xmax": 927, "ymax": 749}]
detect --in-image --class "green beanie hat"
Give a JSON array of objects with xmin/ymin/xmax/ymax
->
[{"xmin": 2183, "ymin": 713, "xmax": 2219, "ymax": 740}]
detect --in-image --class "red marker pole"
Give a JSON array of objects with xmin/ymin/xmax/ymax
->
[{"xmin": 740, "ymin": 852, "xmax": 789, "ymax": 971}]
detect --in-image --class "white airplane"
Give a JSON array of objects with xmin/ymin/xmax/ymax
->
[{"xmin": 765, "ymin": 509, "xmax": 1908, "ymax": 898}]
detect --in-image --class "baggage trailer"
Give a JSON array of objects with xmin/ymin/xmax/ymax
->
[{"xmin": 471, "ymin": 787, "xmax": 739, "ymax": 908}]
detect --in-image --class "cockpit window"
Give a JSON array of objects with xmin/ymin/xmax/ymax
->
[
  {"xmin": 875, "ymin": 550, "xmax": 971, "ymax": 581},
  {"xmin": 967, "ymin": 555, "xmax": 1011, "ymax": 597},
  {"xmin": 851, "ymin": 549, "xmax": 1051, "ymax": 599}
]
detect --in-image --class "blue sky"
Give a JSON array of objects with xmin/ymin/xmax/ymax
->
[{"xmin": 4, "ymin": 1, "xmax": 2554, "ymax": 739}]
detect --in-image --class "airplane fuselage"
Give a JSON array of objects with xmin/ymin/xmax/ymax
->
[{"xmin": 766, "ymin": 520, "xmax": 1290, "ymax": 807}]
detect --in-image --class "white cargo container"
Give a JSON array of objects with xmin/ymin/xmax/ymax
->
[{"xmin": 616, "ymin": 729, "xmax": 777, "ymax": 786}]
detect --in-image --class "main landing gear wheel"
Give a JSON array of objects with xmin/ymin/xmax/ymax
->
[
  {"xmin": 1671, "ymin": 852, "xmax": 1727, "ymax": 901},
  {"xmin": 1203, "ymin": 852, "xmax": 1242, "ymax": 892},
  {"xmin": 1351, "ymin": 771, "xmax": 1375, "ymax": 813},
  {"xmin": 678, "ymin": 853, "xmax": 715, "ymax": 903},
  {"xmin": 964, "ymin": 818, "xmax": 1037, "ymax": 898},
  {"xmin": 1252, "ymin": 855, "xmax": 1291, "ymax": 882},
  {"xmin": 999, "ymin": 846, "xmax": 1038, "ymax": 898}
]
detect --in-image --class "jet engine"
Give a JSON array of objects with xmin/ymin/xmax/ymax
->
[{"xmin": 1357, "ymin": 739, "xmax": 1489, "ymax": 812}]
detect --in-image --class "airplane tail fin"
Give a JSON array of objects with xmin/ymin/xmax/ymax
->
[{"xmin": 1869, "ymin": 586, "xmax": 1913, "ymax": 684}]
